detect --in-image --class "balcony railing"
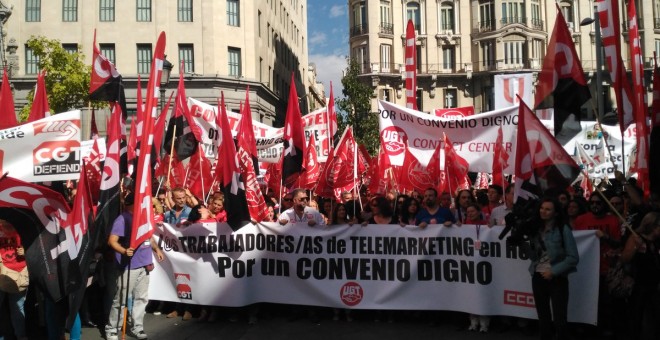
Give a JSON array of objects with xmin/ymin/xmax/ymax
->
[
  {"xmin": 379, "ymin": 22, "xmax": 394, "ymax": 35},
  {"xmin": 473, "ymin": 20, "xmax": 496, "ymax": 33},
  {"xmin": 440, "ymin": 23, "xmax": 454, "ymax": 31},
  {"xmin": 622, "ymin": 19, "xmax": 644, "ymax": 31},
  {"xmin": 354, "ymin": 59, "xmax": 544, "ymax": 75},
  {"xmin": 655, "ymin": 18, "xmax": 660, "ymax": 29},
  {"xmin": 531, "ymin": 18, "xmax": 544, "ymax": 30},
  {"xmin": 350, "ymin": 24, "xmax": 368, "ymax": 37},
  {"xmin": 500, "ymin": 16, "xmax": 526, "ymax": 25}
]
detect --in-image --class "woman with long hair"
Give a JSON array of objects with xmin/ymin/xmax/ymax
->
[
  {"xmin": 525, "ymin": 197, "xmax": 579, "ymax": 340},
  {"xmin": 363, "ymin": 196, "xmax": 399, "ymax": 225},
  {"xmin": 399, "ymin": 197, "xmax": 420, "ymax": 226}
]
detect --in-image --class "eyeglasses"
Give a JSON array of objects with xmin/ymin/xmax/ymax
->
[
  {"xmin": 298, "ymin": 197, "xmax": 309, "ymax": 201},
  {"xmin": 283, "ymin": 198, "xmax": 292, "ymax": 202}
]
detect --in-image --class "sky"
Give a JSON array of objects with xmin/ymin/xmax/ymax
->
[{"xmin": 307, "ymin": 1, "xmax": 349, "ymax": 98}]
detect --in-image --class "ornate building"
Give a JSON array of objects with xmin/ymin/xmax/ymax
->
[{"xmin": 349, "ymin": 0, "xmax": 659, "ymax": 119}]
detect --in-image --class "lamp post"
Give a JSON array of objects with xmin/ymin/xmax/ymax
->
[
  {"xmin": 580, "ymin": 7, "xmax": 604, "ymax": 121},
  {"xmin": 160, "ymin": 56, "xmax": 173, "ymax": 111}
]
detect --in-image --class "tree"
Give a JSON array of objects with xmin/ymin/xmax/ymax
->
[
  {"xmin": 336, "ymin": 58, "xmax": 379, "ymax": 155},
  {"xmin": 19, "ymin": 36, "xmax": 97, "ymax": 120}
]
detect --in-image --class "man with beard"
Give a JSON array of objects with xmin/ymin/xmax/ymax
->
[
  {"xmin": 279, "ymin": 189, "xmax": 326, "ymax": 227},
  {"xmin": 416, "ymin": 188, "xmax": 455, "ymax": 228}
]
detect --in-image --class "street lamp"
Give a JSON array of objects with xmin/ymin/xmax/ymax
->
[
  {"xmin": 580, "ymin": 8, "xmax": 604, "ymax": 121},
  {"xmin": 160, "ymin": 56, "xmax": 173, "ymax": 111}
]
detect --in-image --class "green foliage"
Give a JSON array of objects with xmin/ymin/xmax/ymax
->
[
  {"xmin": 19, "ymin": 36, "xmax": 100, "ymax": 120},
  {"xmin": 336, "ymin": 58, "xmax": 379, "ymax": 155}
]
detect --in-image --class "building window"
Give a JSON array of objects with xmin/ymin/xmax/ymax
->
[
  {"xmin": 26, "ymin": 0, "xmax": 41, "ymax": 22},
  {"xmin": 137, "ymin": 0, "xmax": 152, "ymax": 22},
  {"xmin": 482, "ymin": 40, "xmax": 494, "ymax": 68},
  {"xmin": 137, "ymin": 44, "xmax": 152, "ymax": 74},
  {"xmin": 351, "ymin": 1, "xmax": 367, "ymax": 36},
  {"xmin": 442, "ymin": 47, "xmax": 455, "ymax": 71},
  {"xmin": 444, "ymin": 88, "xmax": 457, "ymax": 108},
  {"xmin": 179, "ymin": 44, "xmax": 194, "ymax": 73},
  {"xmin": 504, "ymin": 39, "xmax": 525, "ymax": 66},
  {"xmin": 380, "ymin": 44, "xmax": 391, "ymax": 72},
  {"xmin": 25, "ymin": 46, "xmax": 40, "ymax": 74},
  {"xmin": 178, "ymin": 0, "xmax": 193, "ymax": 22},
  {"xmin": 382, "ymin": 88, "xmax": 391, "ymax": 102},
  {"xmin": 406, "ymin": 1, "xmax": 421, "ymax": 33},
  {"xmin": 416, "ymin": 89, "xmax": 423, "ymax": 111},
  {"xmin": 439, "ymin": 1, "xmax": 454, "ymax": 32},
  {"xmin": 501, "ymin": 1, "xmax": 525, "ymax": 25},
  {"xmin": 63, "ymin": 0, "xmax": 78, "ymax": 22},
  {"xmin": 560, "ymin": 1, "xmax": 574, "ymax": 30},
  {"xmin": 479, "ymin": 1, "xmax": 494, "ymax": 31},
  {"xmin": 227, "ymin": 0, "xmax": 240, "ymax": 27},
  {"xmin": 353, "ymin": 46, "xmax": 368, "ymax": 73},
  {"xmin": 483, "ymin": 86, "xmax": 494, "ymax": 111},
  {"xmin": 531, "ymin": 39, "xmax": 544, "ymax": 68},
  {"xmin": 380, "ymin": 0, "xmax": 392, "ymax": 34},
  {"xmin": 100, "ymin": 44, "xmax": 116, "ymax": 65},
  {"xmin": 63, "ymin": 44, "xmax": 78, "ymax": 54},
  {"xmin": 228, "ymin": 47, "xmax": 241, "ymax": 77},
  {"xmin": 531, "ymin": 0, "xmax": 542, "ymax": 29},
  {"xmin": 100, "ymin": 0, "xmax": 115, "ymax": 21},
  {"xmin": 258, "ymin": 11, "xmax": 262, "ymax": 37}
]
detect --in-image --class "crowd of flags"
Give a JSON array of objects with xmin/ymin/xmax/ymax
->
[{"xmin": 0, "ymin": 1, "xmax": 658, "ymax": 331}]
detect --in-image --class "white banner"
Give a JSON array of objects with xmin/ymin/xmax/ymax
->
[
  {"xmin": 378, "ymin": 100, "xmax": 518, "ymax": 172},
  {"xmin": 187, "ymin": 98, "xmax": 331, "ymax": 163},
  {"xmin": 494, "ymin": 73, "xmax": 534, "ymax": 109},
  {"xmin": 0, "ymin": 110, "xmax": 82, "ymax": 182},
  {"xmin": 149, "ymin": 222, "xmax": 599, "ymax": 325}
]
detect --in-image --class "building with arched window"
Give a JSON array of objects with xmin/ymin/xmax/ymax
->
[{"xmin": 349, "ymin": 0, "xmax": 660, "ymax": 119}]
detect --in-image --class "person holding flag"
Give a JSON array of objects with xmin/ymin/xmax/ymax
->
[{"xmin": 105, "ymin": 194, "xmax": 164, "ymax": 340}]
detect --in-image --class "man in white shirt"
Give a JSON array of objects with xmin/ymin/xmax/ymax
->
[
  {"xmin": 279, "ymin": 189, "xmax": 326, "ymax": 227},
  {"xmin": 489, "ymin": 184, "xmax": 514, "ymax": 226}
]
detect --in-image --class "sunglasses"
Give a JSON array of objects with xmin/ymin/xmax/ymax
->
[
  {"xmin": 298, "ymin": 197, "xmax": 309, "ymax": 201},
  {"xmin": 283, "ymin": 198, "xmax": 292, "ymax": 202}
]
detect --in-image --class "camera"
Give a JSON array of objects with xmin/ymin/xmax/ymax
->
[{"xmin": 498, "ymin": 198, "xmax": 540, "ymax": 245}]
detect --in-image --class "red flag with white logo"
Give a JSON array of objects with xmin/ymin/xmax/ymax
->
[
  {"xmin": 237, "ymin": 101, "xmax": 269, "ymax": 223},
  {"xmin": 129, "ymin": 32, "xmax": 165, "ymax": 249},
  {"xmin": 0, "ymin": 68, "xmax": 17, "ymax": 130},
  {"xmin": 368, "ymin": 141, "xmax": 392, "ymax": 195},
  {"xmin": 185, "ymin": 145, "xmax": 213, "ymax": 201},
  {"xmin": 534, "ymin": 5, "xmax": 591, "ymax": 135},
  {"xmin": 405, "ymin": 20, "xmax": 417, "ymax": 110},
  {"xmin": 443, "ymin": 133, "xmax": 471, "ymax": 193},
  {"xmin": 398, "ymin": 145, "xmax": 434, "ymax": 193},
  {"xmin": 282, "ymin": 74, "xmax": 306, "ymax": 188},
  {"xmin": 298, "ymin": 133, "xmax": 320, "ymax": 190}
]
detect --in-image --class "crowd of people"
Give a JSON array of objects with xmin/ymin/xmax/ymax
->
[{"xmin": 1, "ymin": 170, "xmax": 660, "ymax": 340}]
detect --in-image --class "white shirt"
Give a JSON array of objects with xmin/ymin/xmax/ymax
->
[
  {"xmin": 281, "ymin": 207, "xmax": 326, "ymax": 226},
  {"xmin": 489, "ymin": 205, "xmax": 512, "ymax": 226}
]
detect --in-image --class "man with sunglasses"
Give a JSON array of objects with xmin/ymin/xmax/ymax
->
[{"xmin": 279, "ymin": 188, "xmax": 325, "ymax": 227}]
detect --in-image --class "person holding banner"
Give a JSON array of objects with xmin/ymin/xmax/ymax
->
[
  {"xmin": 164, "ymin": 188, "xmax": 193, "ymax": 226},
  {"xmin": 105, "ymin": 194, "xmax": 164, "ymax": 340},
  {"xmin": 416, "ymin": 188, "xmax": 455, "ymax": 228},
  {"xmin": 399, "ymin": 197, "xmax": 421, "ymax": 226},
  {"xmin": 279, "ymin": 189, "xmax": 325, "ymax": 227},
  {"xmin": 454, "ymin": 190, "xmax": 477, "ymax": 225},
  {"xmin": 362, "ymin": 196, "xmax": 399, "ymax": 226},
  {"xmin": 524, "ymin": 197, "xmax": 579, "ymax": 340}
]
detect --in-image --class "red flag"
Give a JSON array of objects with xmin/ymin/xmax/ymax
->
[
  {"xmin": 96, "ymin": 102, "xmax": 123, "ymax": 243},
  {"xmin": 237, "ymin": 101, "xmax": 269, "ymax": 222},
  {"xmin": 534, "ymin": 5, "xmax": 591, "ymax": 135},
  {"xmin": 426, "ymin": 140, "xmax": 446, "ymax": 194},
  {"xmin": 298, "ymin": 133, "xmax": 320, "ymax": 190},
  {"xmin": 130, "ymin": 32, "xmax": 166, "ymax": 249},
  {"xmin": 492, "ymin": 126, "xmax": 509, "ymax": 189},
  {"xmin": 84, "ymin": 138, "xmax": 103, "ymax": 202},
  {"xmin": 265, "ymin": 159, "xmax": 283, "ymax": 196},
  {"xmin": 597, "ymin": 0, "xmax": 634, "ymax": 130},
  {"xmin": 157, "ymin": 154, "xmax": 185, "ymax": 188},
  {"xmin": 163, "ymin": 64, "xmax": 201, "ymax": 160},
  {"xmin": 153, "ymin": 92, "xmax": 174, "ymax": 163},
  {"xmin": 282, "ymin": 74, "xmax": 306, "ymax": 188},
  {"xmin": 217, "ymin": 93, "xmax": 251, "ymax": 229},
  {"xmin": 90, "ymin": 109, "xmax": 99, "ymax": 139},
  {"xmin": 315, "ymin": 127, "xmax": 365, "ymax": 198},
  {"xmin": 27, "ymin": 70, "xmax": 51, "ymax": 123},
  {"xmin": 368, "ymin": 142, "xmax": 392, "ymax": 195},
  {"xmin": 405, "ymin": 20, "xmax": 417, "ymax": 110},
  {"xmin": 184, "ymin": 145, "xmax": 213, "ymax": 200},
  {"xmin": 514, "ymin": 101, "xmax": 582, "ymax": 204},
  {"xmin": 127, "ymin": 118, "xmax": 137, "ymax": 162},
  {"xmin": 627, "ymin": 0, "xmax": 650, "ymax": 197},
  {"xmin": 397, "ymin": 145, "xmax": 434, "ymax": 193},
  {"xmin": 327, "ymin": 82, "xmax": 338, "ymax": 138},
  {"xmin": 443, "ymin": 133, "xmax": 471, "ymax": 193},
  {"xmin": 0, "ymin": 68, "xmax": 17, "ymax": 129},
  {"xmin": 89, "ymin": 30, "xmax": 125, "ymax": 109}
]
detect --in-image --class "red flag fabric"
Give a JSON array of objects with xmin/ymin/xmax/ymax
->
[
  {"xmin": 405, "ymin": 20, "xmax": 417, "ymax": 110},
  {"xmin": 298, "ymin": 133, "xmax": 320, "ymax": 190},
  {"xmin": 217, "ymin": 93, "xmax": 251, "ymax": 229},
  {"xmin": 597, "ymin": 0, "xmax": 634, "ymax": 131},
  {"xmin": 398, "ymin": 145, "xmax": 434, "ymax": 193},
  {"xmin": 492, "ymin": 126, "xmax": 509, "ymax": 189},
  {"xmin": 96, "ymin": 102, "xmax": 123, "ymax": 243},
  {"xmin": 90, "ymin": 109, "xmax": 99, "ymax": 139},
  {"xmin": 534, "ymin": 5, "xmax": 591, "ymax": 135},
  {"xmin": 163, "ymin": 65, "xmax": 201, "ymax": 160},
  {"xmin": 0, "ymin": 68, "xmax": 17, "ymax": 130},
  {"xmin": 327, "ymin": 82, "xmax": 338, "ymax": 138},
  {"xmin": 426, "ymin": 140, "xmax": 446, "ymax": 194},
  {"xmin": 153, "ymin": 92, "xmax": 174, "ymax": 163},
  {"xmin": 315, "ymin": 127, "xmax": 365, "ymax": 198},
  {"xmin": 27, "ymin": 70, "xmax": 51, "ymax": 123},
  {"xmin": 265, "ymin": 159, "xmax": 284, "ymax": 197},
  {"xmin": 89, "ymin": 30, "xmax": 125, "ymax": 110},
  {"xmin": 130, "ymin": 32, "xmax": 166, "ymax": 249},
  {"xmin": 367, "ymin": 142, "xmax": 392, "ymax": 195},
  {"xmin": 185, "ymin": 145, "xmax": 213, "ymax": 201},
  {"xmin": 282, "ymin": 74, "xmax": 306, "ymax": 188},
  {"xmin": 127, "ymin": 118, "xmax": 137, "ymax": 162},
  {"xmin": 514, "ymin": 101, "xmax": 582, "ymax": 204},
  {"xmin": 237, "ymin": 103, "xmax": 269, "ymax": 223},
  {"xmin": 155, "ymin": 154, "xmax": 185, "ymax": 188},
  {"xmin": 84, "ymin": 138, "xmax": 103, "ymax": 202},
  {"xmin": 627, "ymin": 0, "xmax": 650, "ymax": 197},
  {"xmin": 238, "ymin": 90, "xmax": 260, "ymax": 175},
  {"xmin": 443, "ymin": 133, "xmax": 471, "ymax": 194}
]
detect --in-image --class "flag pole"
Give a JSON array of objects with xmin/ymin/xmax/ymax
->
[
  {"xmin": 121, "ymin": 258, "xmax": 132, "ymax": 340},
  {"xmin": 199, "ymin": 148, "xmax": 205, "ymax": 202}
]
